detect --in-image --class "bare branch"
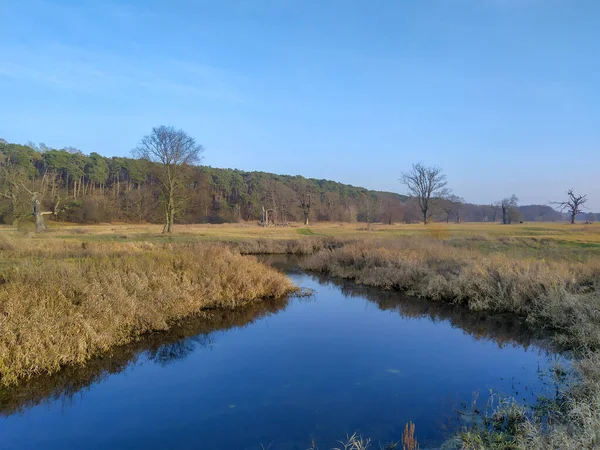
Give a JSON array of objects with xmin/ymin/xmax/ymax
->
[
  {"xmin": 551, "ymin": 189, "xmax": 588, "ymax": 224},
  {"xmin": 133, "ymin": 126, "xmax": 203, "ymax": 233},
  {"xmin": 400, "ymin": 163, "xmax": 448, "ymax": 225}
]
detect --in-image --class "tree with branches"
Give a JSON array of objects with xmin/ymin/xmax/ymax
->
[
  {"xmin": 496, "ymin": 195, "xmax": 519, "ymax": 224},
  {"xmin": 442, "ymin": 194, "xmax": 464, "ymax": 223},
  {"xmin": 400, "ymin": 163, "xmax": 448, "ymax": 225},
  {"xmin": 19, "ymin": 177, "xmax": 60, "ymax": 232},
  {"xmin": 133, "ymin": 126, "xmax": 203, "ymax": 233},
  {"xmin": 552, "ymin": 189, "xmax": 588, "ymax": 224}
]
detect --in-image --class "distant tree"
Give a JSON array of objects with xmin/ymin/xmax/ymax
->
[
  {"xmin": 300, "ymin": 190, "xmax": 312, "ymax": 225},
  {"xmin": 85, "ymin": 152, "xmax": 109, "ymax": 192},
  {"xmin": 552, "ymin": 189, "xmax": 588, "ymax": 224},
  {"xmin": 20, "ymin": 181, "xmax": 58, "ymax": 232},
  {"xmin": 441, "ymin": 194, "xmax": 464, "ymax": 223},
  {"xmin": 400, "ymin": 163, "xmax": 448, "ymax": 225},
  {"xmin": 64, "ymin": 146, "xmax": 82, "ymax": 155},
  {"xmin": 402, "ymin": 199, "xmax": 420, "ymax": 224},
  {"xmin": 133, "ymin": 126, "xmax": 203, "ymax": 233},
  {"xmin": 496, "ymin": 195, "xmax": 519, "ymax": 224}
]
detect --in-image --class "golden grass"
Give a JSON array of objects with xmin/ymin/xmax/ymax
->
[
  {"xmin": 300, "ymin": 235, "xmax": 600, "ymax": 449},
  {"xmin": 0, "ymin": 238, "xmax": 297, "ymax": 386},
  {"xmin": 0, "ymin": 296, "xmax": 290, "ymax": 416},
  {"xmin": 302, "ymin": 238, "xmax": 600, "ymax": 349},
  {"xmin": 3, "ymin": 220, "xmax": 600, "ymax": 243}
]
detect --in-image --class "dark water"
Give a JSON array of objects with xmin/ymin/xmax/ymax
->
[{"xmin": 0, "ymin": 258, "xmax": 564, "ymax": 450}]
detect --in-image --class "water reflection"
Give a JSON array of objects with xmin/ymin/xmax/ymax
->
[
  {"xmin": 0, "ymin": 297, "xmax": 288, "ymax": 417},
  {"xmin": 311, "ymin": 273, "xmax": 554, "ymax": 353}
]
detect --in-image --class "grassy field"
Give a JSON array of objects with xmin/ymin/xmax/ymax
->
[{"xmin": 4, "ymin": 220, "xmax": 600, "ymax": 256}]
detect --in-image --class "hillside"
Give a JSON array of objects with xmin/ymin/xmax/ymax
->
[{"xmin": 0, "ymin": 140, "xmax": 590, "ymax": 226}]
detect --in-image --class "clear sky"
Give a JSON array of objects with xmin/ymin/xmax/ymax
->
[{"xmin": 1, "ymin": 0, "xmax": 598, "ymax": 209}]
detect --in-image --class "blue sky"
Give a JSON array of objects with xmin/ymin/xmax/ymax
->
[{"xmin": 1, "ymin": 0, "xmax": 598, "ymax": 208}]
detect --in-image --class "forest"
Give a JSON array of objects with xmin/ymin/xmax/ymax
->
[{"xmin": 0, "ymin": 139, "xmax": 589, "ymax": 227}]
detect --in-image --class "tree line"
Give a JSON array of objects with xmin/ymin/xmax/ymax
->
[{"xmin": 0, "ymin": 129, "xmax": 594, "ymax": 231}]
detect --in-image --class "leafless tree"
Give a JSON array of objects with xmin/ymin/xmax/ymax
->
[
  {"xmin": 20, "ymin": 177, "xmax": 60, "ymax": 232},
  {"xmin": 134, "ymin": 126, "xmax": 203, "ymax": 233},
  {"xmin": 552, "ymin": 189, "xmax": 588, "ymax": 224},
  {"xmin": 496, "ymin": 195, "xmax": 519, "ymax": 224},
  {"xmin": 442, "ymin": 194, "xmax": 464, "ymax": 223},
  {"xmin": 400, "ymin": 163, "xmax": 448, "ymax": 225}
]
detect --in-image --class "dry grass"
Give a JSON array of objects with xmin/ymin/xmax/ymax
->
[
  {"xmin": 0, "ymin": 296, "xmax": 290, "ymax": 416},
  {"xmin": 302, "ymin": 238, "xmax": 600, "ymax": 349},
  {"xmin": 3, "ymin": 220, "xmax": 600, "ymax": 246},
  {"xmin": 0, "ymin": 238, "xmax": 297, "ymax": 386},
  {"xmin": 2, "ymin": 223, "xmax": 600, "ymax": 446},
  {"xmin": 301, "ymin": 237, "xmax": 600, "ymax": 449},
  {"xmin": 516, "ymin": 353, "xmax": 600, "ymax": 450}
]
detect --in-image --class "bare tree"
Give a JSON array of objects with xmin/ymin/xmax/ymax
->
[
  {"xmin": 20, "ymin": 178, "xmax": 60, "ymax": 232},
  {"xmin": 134, "ymin": 126, "xmax": 203, "ymax": 233},
  {"xmin": 552, "ymin": 189, "xmax": 588, "ymax": 224},
  {"xmin": 442, "ymin": 194, "xmax": 464, "ymax": 223},
  {"xmin": 400, "ymin": 163, "xmax": 448, "ymax": 225},
  {"xmin": 496, "ymin": 195, "xmax": 519, "ymax": 224}
]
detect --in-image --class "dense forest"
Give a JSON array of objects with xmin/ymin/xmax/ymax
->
[{"xmin": 0, "ymin": 139, "xmax": 594, "ymax": 226}]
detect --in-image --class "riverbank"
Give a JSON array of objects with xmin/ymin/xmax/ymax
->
[
  {"xmin": 302, "ymin": 238, "xmax": 600, "ymax": 349},
  {"xmin": 301, "ymin": 238, "xmax": 600, "ymax": 449},
  {"xmin": 0, "ymin": 237, "xmax": 297, "ymax": 386}
]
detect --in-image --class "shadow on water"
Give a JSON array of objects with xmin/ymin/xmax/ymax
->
[
  {"xmin": 312, "ymin": 273, "xmax": 555, "ymax": 353},
  {"xmin": 261, "ymin": 253, "xmax": 557, "ymax": 353},
  {"xmin": 0, "ymin": 297, "xmax": 289, "ymax": 417}
]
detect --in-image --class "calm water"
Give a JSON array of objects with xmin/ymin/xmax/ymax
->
[{"xmin": 0, "ymin": 258, "xmax": 563, "ymax": 449}]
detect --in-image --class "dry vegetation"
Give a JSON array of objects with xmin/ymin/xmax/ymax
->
[
  {"xmin": 0, "ymin": 234, "xmax": 296, "ymax": 386},
  {"xmin": 2, "ymin": 221, "xmax": 600, "ymax": 448},
  {"xmin": 299, "ymin": 234, "xmax": 600, "ymax": 449},
  {"xmin": 302, "ymin": 237, "xmax": 600, "ymax": 349}
]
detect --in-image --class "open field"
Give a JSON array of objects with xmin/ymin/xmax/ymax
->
[
  {"xmin": 3, "ymin": 221, "xmax": 600, "ymax": 258},
  {"xmin": 5, "ymin": 220, "xmax": 600, "ymax": 240}
]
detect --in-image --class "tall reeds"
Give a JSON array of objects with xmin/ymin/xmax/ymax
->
[{"xmin": 0, "ymin": 241, "xmax": 296, "ymax": 386}]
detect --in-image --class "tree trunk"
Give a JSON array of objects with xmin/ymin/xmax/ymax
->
[
  {"xmin": 32, "ymin": 198, "xmax": 51, "ymax": 232},
  {"xmin": 163, "ymin": 189, "xmax": 175, "ymax": 233},
  {"xmin": 304, "ymin": 213, "xmax": 309, "ymax": 226},
  {"xmin": 35, "ymin": 210, "xmax": 46, "ymax": 232}
]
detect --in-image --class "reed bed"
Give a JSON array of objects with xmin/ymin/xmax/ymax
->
[
  {"xmin": 0, "ymin": 239, "xmax": 296, "ymax": 386},
  {"xmin": 302, "ymin": 238, "xmax": 600, "ymax": 349},
  {"xmin": 302, "ymin": 237, "xmax": 600, "ymax": 449}
]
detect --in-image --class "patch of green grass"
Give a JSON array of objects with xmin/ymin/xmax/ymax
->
[{"xmin": 296, "ymin": 228, "xmax": 315, "ymax": 236}]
